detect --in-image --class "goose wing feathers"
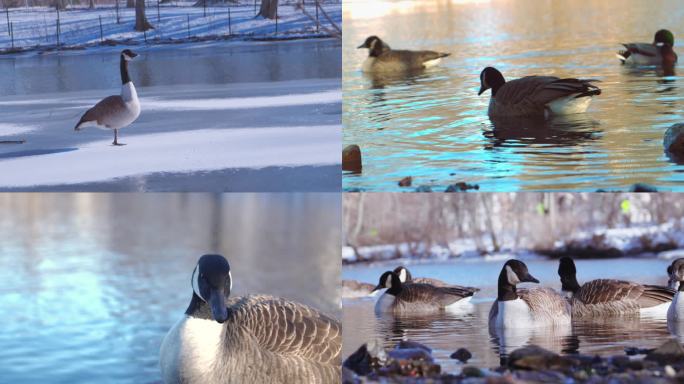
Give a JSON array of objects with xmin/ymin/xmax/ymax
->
[
  {"xmin": 225, "ymin": 295, "xmax": 341, "ymax": 365},
  {"xmin": 412, "ymin": 277, "xmax": 480, "ymax": 294},
  {"xmin": 518, "ymin": 287, "xmax": 570, "ymax": 318},
  {"xmin": 622, "ymin": 43, "xmax": 659, "ymax": 57},
  {"xmin": 399, "ymin": 283, "xmax": 474, "ymax": 306},
  {"xmin": 576, "ymin": 279, "xmax": 674, "ymax": 308},
  {"xmin": 378, "ymin": 49, "xmax": 449, "ymax": 66},
  {"xmin": 497, "ymin": 76, "xmax": 601, "ymax": 107},
  {"xmin": 76, "ymin": 95, "xmax": 126, "ymax": 127}
]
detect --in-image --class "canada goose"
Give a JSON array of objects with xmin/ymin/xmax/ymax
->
[
  {"xmin": 489, "ymin": 260, "xmax": 571, "ymax": 328},
  {"xmin": 357, "ymin": 36, "xmax": 450, "ymax": 73},
  {"xmin": 159, "ymin": 254, "xmax": 341, "ymax": 384},
  {"xmin": 558, "ymin": 257, "xmax": 674, "ymax": 317},
  {"xmin": 75, "ymin": 49, "xmax": 141, "ymax": 146},
  {"xmin": 342, "ymin": 279, "xmax": 376, "ymax": 298},
  {"xmin": 617, "ymin": 29, "xmax": 678, "ymax": 67},
  {"xmin": 372, "ymin": 270, "xmax": 475, "ymax": 314},
  {"xmin": 393, "ymin": 266, "xmax": 480, "ymax": 294},
  {"xmin": 667, "ymin": 259, "xmax": 684, "ymax": 321},
  {"xmin": 478, "ymin": 67, "xmax": 601, "ymax": 117}
]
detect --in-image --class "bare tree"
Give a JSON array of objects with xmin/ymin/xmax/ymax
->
[
  {"xmin": 127, "ymin": 0, "xmax": 134, "ymax": 8},
  {"xmin": 55, "ymin": 0, "xmax": 66, "ymax": 10},
  {"xmin": 257, "ymin": 0, "xmax": 278, "ymax": 19},
  {"xmin": 134, "ymin": 0, "xmax": 153, "ymax": 31}
]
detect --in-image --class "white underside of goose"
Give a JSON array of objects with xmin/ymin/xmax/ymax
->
[
  {"xmin": 493, "ymin": 299, "xmax": 534, "ymax": 328},
  {"xmin": 544, "ymin": 94, "xmax": 593, "ymax": 117},
  {"xmin": 80, "ymin": 82, "xmax": 141, "ymax": 130},
  {"xmin": 444, "ymin": 296, "xmax": 474, "ymax": 314},
  {"xmin": 640, "ymin": 301, "xmax": 671, "ymax": 317},
  {"xmin": 668, "ymin": 291, "xmax": 684, "ymax": 322},
  {"xmin": 422, "ymin": 58, "xmax": 442, "ymax": 68},
  {"xmin": 160, "ymin": 316, "xmax": 223, "ymax": 384}
]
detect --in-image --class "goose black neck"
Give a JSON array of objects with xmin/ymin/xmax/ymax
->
[
  {"xmin": 185, "ymin": 293, "xmax": 213, "ymax": 320},
  {"xmin": 561, "ymin": 275, "xmax": 581, "ymax": 293},
  {"xmin": 120, "ymin": 56, "xmax": 131, "ymax": 85},
  {"xmin": 386, "ymin": 282, "xmax": 403, "ymax": 296},
  {"xmin": 497, "ymin": 271, "xmax": 517, "ymax": 301},
  {"xmin": 679, "ymin": 283, "xmax": 684, "ymax": 292}
]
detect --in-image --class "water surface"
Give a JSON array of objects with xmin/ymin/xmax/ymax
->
[
  {"xmin": 0, "ymin": 193, "xmax": 341, "ymax": 383},
  {"xmin": 343, "ymin": 257, "xmax": 678, "ymax": 374},
  {"xmin": 343, "ymin": 0, "xmax": 684, "ymax": 191}
]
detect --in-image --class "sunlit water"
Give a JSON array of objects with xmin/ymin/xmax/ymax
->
[
  {"xmin": 0, "ymin": 193, "xmax": 340, "ymax": 383},
  {"xmin": 343, "ymin": 257, "xmax": 679, "ymax": 374},
  {"xmin": 343, "ymin": 0, "xmax": 684, "ymax": 191}
]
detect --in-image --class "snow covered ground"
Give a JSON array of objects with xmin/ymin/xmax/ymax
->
[
  {"xmin": 0, "ymin": 39, "xmax": 341, "ymax": 191},
  {"xmin": 0, "ymin": 1, "xmax": 340, "ymax": 52}
]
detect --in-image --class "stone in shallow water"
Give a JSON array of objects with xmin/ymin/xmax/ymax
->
[
  {"xmin": 450, "ymin": 348, "xmax": 472, "ymax": 363},
  {"xmin": 342, "ymin": 145, "xmax": 362, "ymax": 173},
  {"xmin": 395, "ymin": 340, "xmax": 432, "ymax": 354},
  {"xmin": 646, "ymin": 339, "xmax": 684, "ymax": 365},
  {"xmin": 508, "ymin": 345, "xmax": 577, "ymax": 372}
]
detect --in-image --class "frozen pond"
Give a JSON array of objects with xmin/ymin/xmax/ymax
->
[
  {"xmin": 0, "ymin": 193, "xmax": 341, "ymax": 383},
  {"xmin": 343, "ymin": 257, "xmax": 679, "ymax": 374},
  {"xmin": 343, "ymin": 0, "xmax": 684, "ymax": 191},
  {"xmin": 0, "ymin": 39, "xmax": 341, "ymax": 191}
]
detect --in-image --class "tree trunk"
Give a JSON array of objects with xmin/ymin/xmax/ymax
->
[
  {"xmin": 89, "ymin": 0, "xmax": 94, "ymax": 8},
  {"xmin": 55, "ymin": 0, "xmax": 66, "ymax": 10},
  {"xmin": 127, "ymin": 0, "xmax": 134, "ymax": 8},
  {"xmin": 257, "ymin": 0, "xmax": 278, "ymax": 19},
  {"xmin": 134, "ymin": 0, "xmax": 153, "ymax": 31}
]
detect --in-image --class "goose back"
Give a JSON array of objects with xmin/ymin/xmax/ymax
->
[
  {"xmin": 377, "ymin": 283, "xmax": 474, "ymax": 314},
  {"xmin": 570, "ymin": 279, "xmax": 674, "ymax": 317}
]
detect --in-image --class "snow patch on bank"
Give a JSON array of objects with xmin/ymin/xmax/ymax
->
[{"xmin": 0, "ymin": 125, "xmax": 340, "ymax": 187}]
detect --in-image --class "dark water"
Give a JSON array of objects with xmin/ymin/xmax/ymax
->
[
  {"xmin": 0, "ymin": 193, "xmax": 340, "ymax": 383},
  {"xmin": 343, "ymin": 257, "xmax": 678, "ymax": 374},
  {"xmin": 0, "ymin": 38, "xmax": 341, "ymax": 96},
  {"xmin": 342, "ymin": 0, "xmax": 684, "ymax": 191}
]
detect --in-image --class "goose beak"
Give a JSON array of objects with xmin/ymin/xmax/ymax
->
[
  {"xmin": 208, "ymin": 288, "xmax": 228, "ymax": 323},
  {"xmin": 371, "ymin": 284, "xmax": 383, "ymax": 292},
  {"xmin": 478, "ymin": 86, "xmax": 486, "ymax": 96},
  {"xmin": 357, "ymin": 44, "xmax": 366, "ymax": 49},
  {"xmin": 522, "ymin": 273, "xmax": 540, "ymax": 284}
]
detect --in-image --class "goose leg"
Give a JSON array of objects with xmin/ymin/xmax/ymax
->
[{"xmin": 112, "ymin": 129, "xmax": 126, "ymax": 146}]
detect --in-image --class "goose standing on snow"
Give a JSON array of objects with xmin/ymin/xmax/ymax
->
[
  {"xmin": 357, "ymin": 36, "xmax": 450, "ymax": 73},
  {"xmin": 617, "ymin": 29, "xmax": 678, "ymax": 67},
  {"xmin": 558, "ymin": 257, "xmax": 674, "ymax": 318},
  {"xmin": 393, "ymin": 266, "xmax": 479, "ymax": 294},
  {"xmin": 372, "ymin": 270, "xmax": 476, "ymax": 314},
  {"xmin": 160, "ymin": 254, "xmax": 341, "ymax": 384},
  {"xmin": 478, "ymin": 67, "xmax": 601, "ymax": 117},
  {"xmin": 75, "ymin": 49, "xmax": 141, "ymax": 146},
  {"xmin": 489, "ymin": 260, "xmax": 571, "ymax": 329}
]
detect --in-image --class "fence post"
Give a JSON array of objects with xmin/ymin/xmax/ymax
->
[
  {"xmin": 56, "ymin": 19, "xmax": 60, "ymax": 47},
  {"xmin": 254, "ymin": 0, "xmax": 256, "ymax": 16},
  {"xmin": 9, "ymin": 21, "xmax": 13, "ymax": 49},
  {"xmin": 203, "ymin": 0, "xmax": 206, "ymax": 17},
  {"xmin": 5, "ymin": 7, "xmax": 9, "ymax": 36},
  {"xmin": 315, "ymin": 0, "xmax": 319, "ymax": 33},
  {"xmin": 187, "ymin": 14, "xmax": 190, "ymax": 39},
  {"xmin": 228, "ymin": 7, "xmax": 231, "ymax": 36},
  {"xmin": 99, "ymin": 15, "xmax": 103, "ymax": 42},
  {"xmin": 275, "ymin": 6, "xmax": 277, "ymax": 36},
  {"xmin": 115, "ymin": 0, "xmax": 120, "ymax": 24},
  {"xmin": 143, "ymin": 28, "xmax": 147, "ymax": 43},
  {"xmin": 157, "ymin": 0, "xmax": 160, "ymax": 23}
]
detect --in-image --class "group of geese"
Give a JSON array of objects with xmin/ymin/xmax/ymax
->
[
  {"xmin": 159, "ymin": 254, "xmax": 341, "ymax": 384},
  {"xmin": 357, "ymin": 30, "xmax": 677, "ymax": 118},
  {"xmin": 368, "ymin": 257, "xmax": 684, "ymax": 329}
]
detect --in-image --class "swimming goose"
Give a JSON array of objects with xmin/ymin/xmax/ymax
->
[
  {"xmin": 372, "ymin": 270, "xmax": 475, "ymax": 314},
  {"xmin": 668, "ymin": 258, "xmax": 684, "ymax": 322},
  {"xmin": 489, "ymin": 260, "xmax": 571, "ymax": 328},
  {"xmin": 617, "ymin": 29, "xmax": 678, "ymax": 67},
  {"xmin": 558, "ymin": 257, "xmax": 674, "ymax": 318},
  {"xmin": 357, "ymin": 36, "xmax": 450, "ymax": 73},
  {"xmin": 159, "ymin": 254, "xmax": 341, "ymax": 384},
  {"xmin": 75, "ymin": 49, "xmax": 141, "ymax": 146},
  {"xmin": 668, "ymin": 258, "xmax": 684, "ymax": 290},
  {"xmin": 393, "ymin": 266, "xmax": 480, "ymax": 294},
  {"xmin": 478, "ymin": 67, "xmax": 601, "ymax": 117}
]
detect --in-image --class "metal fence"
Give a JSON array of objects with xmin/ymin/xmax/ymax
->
[{"xmin": 1, "ymin": 0, "xmax": 340, "ymax": 52}]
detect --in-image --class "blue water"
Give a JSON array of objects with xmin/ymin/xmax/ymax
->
[
  {"xmin": 343, "ymin": 0, "xmax": 684, "ymax": 191},
  {"xmin": 0, "ymin": 193, "xmax": 340, "ymax": 384}
]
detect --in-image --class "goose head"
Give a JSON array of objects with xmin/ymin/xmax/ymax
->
[
  {"xmin": 668, "ymin": 258, "xmax": 684, "ymax": 290},
  {"xmin": 392, "ymin": 266, "xmax": 412, "ymax": 283},
  {"xmin": 478, "ymin": 67, "xmax": 506, "ymax": 97},
  {"xmin": 371, "ymin": 270, "xmax": 402, "ymax": 294},
  {"xmin": 558, "ymin": 257, "xmax": 581, "ymax": 295},
  {"xmin": 499, "ymin": 260, "xmax": 539, "ymax": 286},
  {"xmin": 357, "ymin": 36, "xmax": 389, "ymax": 57},
  {"xmin": 121, "ymin": 49, "xmax": 139, "ymax": 61},
  {"xmin": 654, "ymin": 29, "xmax": 675, "ymax": 47},
  {"xmin": 191, "ymin": 254, "xmax": 232, "ymax": 323}
]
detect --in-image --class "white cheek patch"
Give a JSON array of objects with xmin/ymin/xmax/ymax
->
[
  {"xmin": 398, "ymin": 269, "xmax": 407, "ymax": 283},
  {"xmin": 228, "ymin": 271, "xmax": 233, "ymax": 291},
  {"xmin": 192, "ymin": 265, "xmax": 206, "ymax": 302},
  {"xmin": 384, "ymin": 275, "xmax": 392, "ymax": 288},
  {"xmin": 369, "ymin": 39, "xmax": 377, "ymax": 51},
  {"xmin": 506, "ymin": 266, "xmax": 520, "ymax": 285}
]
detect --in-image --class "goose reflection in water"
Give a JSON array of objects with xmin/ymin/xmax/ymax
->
[{"xmin": 484, "ymin": 114, "xmax": 602, "ymax": 149}]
